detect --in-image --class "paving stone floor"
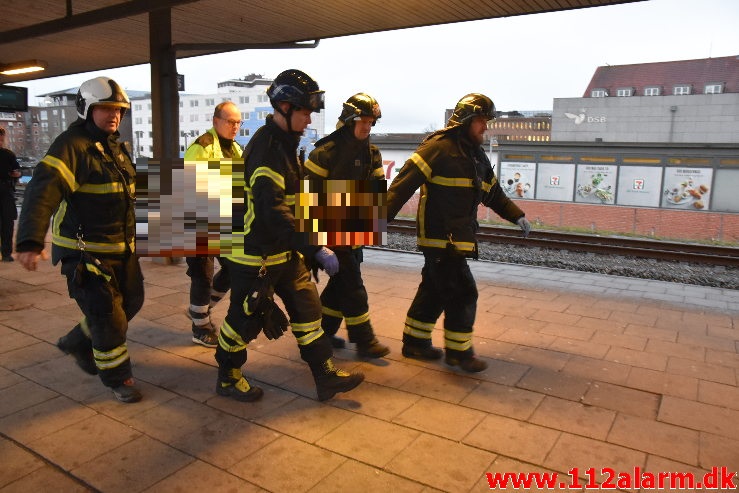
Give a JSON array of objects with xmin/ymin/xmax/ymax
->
[{"xmin": 1, "ymin": 249, "xmax": 737, "ymax": 492}]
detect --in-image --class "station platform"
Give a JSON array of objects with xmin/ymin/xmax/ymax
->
[{"xmin": 1, "ymin": 248, "xmax": 737, "ymax": 492}]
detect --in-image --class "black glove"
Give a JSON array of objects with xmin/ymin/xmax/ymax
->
[
  {"xmin": 262, "ymin": 299, "xmax": 290, "ymax": 340},
  {"xmin": 245, "ymin": 275, "xmax": 270, "ymax": 316},
  {"xmin": 242, "ymin": 273, "xmax": 288, "ymax": 339},
  {"xmin": 72, "ymin": 251, "xmax": 113, "ymax": 286}
]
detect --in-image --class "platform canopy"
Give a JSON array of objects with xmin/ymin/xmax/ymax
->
[{"xmin": 0, "ymin": 0, "xmax": 643, "ymax": 84}]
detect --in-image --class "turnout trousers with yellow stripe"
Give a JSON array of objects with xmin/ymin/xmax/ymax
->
[
  {"xmin": 403, "ymin": 251, "xmax": 478, "ymax": 359},
  {"xmin": 320, "ymin": 247, "xmax": 376, "ymax": 345},
  {"xmin": 60, "ymin": 253, "xmax": 144, "ymax": 387},
  {"xmin": 215, "ymin": 254, "xmax": 332, "ymax": 381}
]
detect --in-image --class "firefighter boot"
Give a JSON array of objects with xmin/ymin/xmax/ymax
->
[
  {"xmin": 111, "ymin": 378, "xmax": 142, "ymax": 403},
  {"xmin": 445, "ymin": 349, "xmax": 488, "ymax": 373},
  {"xmin": 216, "ymin": 368, "xmax": 264, "ymax": 402},
  {"xmin": 356, "ymin": 337, "xmax": 390, "ymax": 359},
  {"xmin": 321, "ymin": 317, "xmax": 345, "ymax": 348},
  {"xmin": 311, "ymin": 359, "xmax": 364, "ymax": 401},
  {"xmin": 57, "ymin": 334, "xmax": 98, "ymax": 375},
  {"xmin": 402, "ymin": 343, "xmax": 443, "ymax": 361},
  {"xmin": 329, "ymin": 335, "xmax": 346, "ymax": 349}
]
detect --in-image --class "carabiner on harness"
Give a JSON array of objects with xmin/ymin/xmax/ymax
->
[{"xmin": 76, "ymin": 226, "xmax": 86, "ymax": 251}]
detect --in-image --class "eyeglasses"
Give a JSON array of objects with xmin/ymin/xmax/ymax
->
[{"xmin": 218, "ymin": 117, "xmax": 242, "ymax": 127}]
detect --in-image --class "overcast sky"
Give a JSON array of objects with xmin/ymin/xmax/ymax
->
[{"xmin": 13, "ymin": 0, "xmax": 739, "ymax": 133}]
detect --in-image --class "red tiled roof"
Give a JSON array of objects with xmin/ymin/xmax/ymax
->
[{"xmin": 583, "ymin": 55, "xmax": 739, "ymax": 97}]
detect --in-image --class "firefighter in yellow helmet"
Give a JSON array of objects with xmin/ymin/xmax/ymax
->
[
  {"xmin": 304, "ymin": 93, "xmax": 390, "ymax": 358},
  {"xmin": 15, "ymin": 76, "xmax": 144, "ymax": 402},
  {"xmin": 386, "ymin": 93, "xmax": 531, "ymax": 372}
]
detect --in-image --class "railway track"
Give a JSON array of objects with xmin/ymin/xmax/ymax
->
[{"xmin": 384, "ymin": 219, "xmax": 739, "ymax": 267}]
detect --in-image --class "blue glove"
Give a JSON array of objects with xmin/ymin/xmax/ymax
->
[
  {"xmin": 517, "ymin": 217, "xmax": 531, "ymax": 238},
  {"xmin": 314, "ymin": 247, "xmax": 339, "ymax": 276}
]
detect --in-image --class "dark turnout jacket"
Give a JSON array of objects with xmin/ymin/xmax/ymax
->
[
  {"xmin": 387, "ymin": 127, "xmax": 524, "ymax": 256},
  {"xmin": 304, "ymin": 125, "xmax": 385, "ymax": 181},
  {"xmin": 16, "ymin": 119, "xmax": 136, "ymax": 264},
  {"xmin": 227, "ymin": 115, "xmax": 319, "ymax": 266}
]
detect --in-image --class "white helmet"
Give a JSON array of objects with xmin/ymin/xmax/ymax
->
[{"xmin": 75, "ymin": 77, "xmax": 130, "ymax": 119}]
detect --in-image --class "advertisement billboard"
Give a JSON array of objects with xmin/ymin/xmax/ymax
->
[
  {"xmin": 499, "ymin": 162, "xmax": 536, "ymax": 199},
  {"xmin": 661, "ymin": 167, "xmax": 713, "ymax": 211},
  {"xmin": 576, "ymin": 164, "xmax": 617, "ymax": 204},
  {"xmin": 536, "ymin": 163, "xmax": 576, "ymax": 201},
  {"xmin": 616, "ymin": 166, "xmax": 663, "ymax": 207}
]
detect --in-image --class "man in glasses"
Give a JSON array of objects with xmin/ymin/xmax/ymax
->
[{"xmin": 183, "ymin": 101, "xmax": 243, "ymax": 348}]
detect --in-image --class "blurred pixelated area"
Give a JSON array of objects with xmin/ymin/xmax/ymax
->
[
  {"xmin": 136, "ymin": 161, "xmax": 387, "ymax": 255},
  {"xmin": 135, "ymin": 158, "xmax": 244, "ymax": 256},
  {"xmin": 295, "ymin": 179, "xmax": 387, "ymax": 247}
]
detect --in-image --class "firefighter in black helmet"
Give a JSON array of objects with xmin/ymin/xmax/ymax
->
[
  {"xmin": 386, "ymin": 93, "xmax": 532, "ymax": 372},
  {"xmin": 15, "ymin": 76, "xmax": 145, "ymax": 402},
  {"xmin": 215, "ymin": 69, "xmax": 364, "ymax": 402},
  {"xmin": 304, "ymin": 93, "xmax": 390, "ymax": 358}
]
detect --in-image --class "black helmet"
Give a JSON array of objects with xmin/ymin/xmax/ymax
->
[
  {"xmin": 338, "ymin": 93, "xmax": 381, "ymax": 127},
  {"xmin": 76, "ymin": 76, "xmax": 130, "ymax": 119},
  {"xmin": 267, "ymin": 69, "xmax": 324, "ymax": 112},
  {"xmin": 447, "ymin": 93, "xmax": 495, "ymax": 128}
]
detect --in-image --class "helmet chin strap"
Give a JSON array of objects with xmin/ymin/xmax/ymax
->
[{"xmin": 275, "ymin": 104, "xmax": 303, "ymax": 136}]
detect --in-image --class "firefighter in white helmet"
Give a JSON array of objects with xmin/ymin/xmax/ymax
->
[{"xmin": 16, "ymin": 76, "xmax": 144, "ymax": 403}]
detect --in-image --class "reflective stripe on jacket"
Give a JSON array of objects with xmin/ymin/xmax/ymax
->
[
  {"xmin": 16, "ymin": 119, "xmax": 136, "ymax": 263},
  {"xmin": 305, "ymin": 126, "xmax": 385, "ymax": 181},
  {"xmin": 184, "ymin": 127, "xmax": 243, "ymax": 160},
  {"xmin": 226, "ymin": 115, "xmax": 317, "ymax": 264},
  {"xmin": 304, "ymin": 125, "xmax": 385, "ymax": 249},
  {"xmin": 386, "ymin": 128, "xmax": 524, "ymax": 255}
]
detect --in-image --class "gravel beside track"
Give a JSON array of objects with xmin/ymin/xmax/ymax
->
[{"xmin": 378, "ymin": 232, "xmax": 739, "ymax": 290}]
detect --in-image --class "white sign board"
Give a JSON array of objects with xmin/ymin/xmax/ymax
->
[{"xmin": 616, "ymin": 166, "xmax": 663, "ymax": 207}]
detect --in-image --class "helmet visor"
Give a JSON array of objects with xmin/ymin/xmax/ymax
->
[{"xmin": 308, "ymin": 91, "xmax": 325, "ymax": 112}]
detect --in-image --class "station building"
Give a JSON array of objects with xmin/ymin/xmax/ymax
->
[
  {"xmin": 495, "ymin": 56, "xmax": 739, "ymax": 243},
  {"xmin": 552, "ymin": 55, "xmax": 739, "ymax": 144}
]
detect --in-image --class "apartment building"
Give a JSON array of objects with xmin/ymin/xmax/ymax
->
[{"xmin": 130, "ymin": 73, "xmax": 325, "ymax": 157}]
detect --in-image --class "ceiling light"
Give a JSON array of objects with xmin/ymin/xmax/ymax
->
[{"xmin": 0, "ymin": 60, "xmax": 47, "ymax": 76}]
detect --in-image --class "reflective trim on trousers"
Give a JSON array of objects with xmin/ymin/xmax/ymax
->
[
  {"xmin": 292, "ymin": 319, "xmax": 323, "ymax": 346},
  {"xmin": 444, "ymin": 329, "xmax": 473, "ymax": 352},
  {"xmin": 218, "ymin": 320, "xmax": 248, "ymax": 352},
  {"xmin": 403, "ymin": 316, "xmax": 435, "ymax": 341},
  {"xmin": 79, "ymin": 317, "xmax": 92, "ymax": 338},
  {"xmin": 345, "ymin": 311, "xmax": 370, "ymax": 326},
  {"xmin": 93, "ymin": 343, "xmax": 129, "ymax": 370},
  {"xmin": 321, "ymin": 306, "xmax": 343, "ymax": 319}
]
